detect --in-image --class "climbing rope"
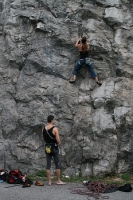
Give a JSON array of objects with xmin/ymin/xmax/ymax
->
[
  {"xmin": 69, "ymin": 181, "xmax": 120, "ymax": 200},
  {"xmin": 87, "ymin": 181, "xmax": 119, "ymax": 193},
  {"xmin": 68, "ymin": 186, "xmax": 109, "ymax": 200}
]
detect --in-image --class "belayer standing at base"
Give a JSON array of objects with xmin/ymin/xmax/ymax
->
[
  {"xmin": 69, "ymin": 37, "xmax": 102, "ymax": 86},
  {"xmin": 42, "ymin": 115, "xmax": 66, "ymax": 186}
]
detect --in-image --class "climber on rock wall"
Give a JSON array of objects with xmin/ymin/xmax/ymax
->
[{"xmin": 69, "ymin": 37, "xmax": 102, "ymax": 86}]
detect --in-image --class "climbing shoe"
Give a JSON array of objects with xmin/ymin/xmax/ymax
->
[
  {"xmin": 22, "ymin": 183, "xmax": 31, "ymax": 188},
  {"xmin": 69, "ymin": 79, "xmax": 76, "ymax": 84},
  {"xmin": 96, "ymin": 81, "xmax": 102, "ymax": 86},
  {"xmin": 35, "ymin": 181, "xmax": 44, "ymax": 186}
]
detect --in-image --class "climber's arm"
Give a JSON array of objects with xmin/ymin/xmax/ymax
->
[
  {"xmin": 75, "ymin": 38, "xmax": 82, "ymax": 48},
  {"xmin": 86, "ymin": 42, "xmax": 90, "ymax": 50}
]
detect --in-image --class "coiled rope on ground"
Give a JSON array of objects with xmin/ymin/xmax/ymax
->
[{"xmin": 69, "ymin": 181, "xmax": 120, "ymax": 200}]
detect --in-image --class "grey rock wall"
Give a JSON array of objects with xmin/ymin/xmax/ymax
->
[{"xmin": 0, "ymin": 0, "xmax": 133, "ymax": 177}]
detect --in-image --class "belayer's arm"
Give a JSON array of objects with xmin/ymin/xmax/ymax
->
[
  {"xmin": 53, "ymin": 127, "xmax": 61, "ymax": 145},
  {"xmin": 42, "ymin": 128, "xmax": 45, "ymax": 142}
]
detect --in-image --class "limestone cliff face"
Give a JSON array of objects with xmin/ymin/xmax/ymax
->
[{"xmin": 0, "ymin": 0, "xmax": 133, "ymax": 177}]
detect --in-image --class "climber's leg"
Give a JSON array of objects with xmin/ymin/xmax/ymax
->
[
  {"xmin": 87, "ymin": 62, "xmax": 102, "ymax": 86},
  {"xmin": 69, "ymin": 59, "xmax": 85, "ymax": 83}
]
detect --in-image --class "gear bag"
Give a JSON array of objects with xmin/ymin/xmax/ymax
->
[
  {"xmin": 6, "ymin": 170, "xmax": 24, "ymax": 184},
  {"xmin": 118, "ymin": 184, "xmax": 132, "ymax": 192},
  {"xmin": 0, "ymin": 169, "xmax": 8, "ymax": 181},
  {"xmin": 85, "ymin": 57, "xmax": 91, "ymax": 64}
]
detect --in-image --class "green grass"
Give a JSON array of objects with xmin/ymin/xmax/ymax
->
[
  {"xmin": 61, "ymin": 176, "xmax": 84, "ymax": 183},
  {"xmin": 27, "ymin": 170, "xmax": 47, "ymax": 181},
  {"xmin": 27, "ymin": 170, "xmax": 133, "ymax": 185},
  {"xmin": 121, "ymin": 173, "xmax": 131, "ymax": 181},
  {"xmin": 35, "ymin": 170, "xmax": 47, "ymax": 177}
]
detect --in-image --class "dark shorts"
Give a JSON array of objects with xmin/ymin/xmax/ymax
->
[{"xmin": 45, "ymin": 148, "xmax": 61, "ymax": 170}]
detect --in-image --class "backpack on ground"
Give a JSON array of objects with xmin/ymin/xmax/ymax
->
[
  {"xmin": 0, "ymin": 169, "xmax": 8, "ymax": 181},
  {"xmin": 6, "ymin": 170, "xmax": 24, "ymax": 184},
  {"xmin": 6, "ymin": 169, "xmax": 33, "ymax": 185},
  {"xmin": 118, "ymin": 184, "xmax": 132, "ymax": 192}
]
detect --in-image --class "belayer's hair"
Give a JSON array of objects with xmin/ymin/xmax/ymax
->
[
  {"xmin": 81, "ymin": 37, "xmax": 87, "ymax": 52},
  {"xmin": 47, "ymin": 115, "xmax": 54, "ymax": 123}
]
